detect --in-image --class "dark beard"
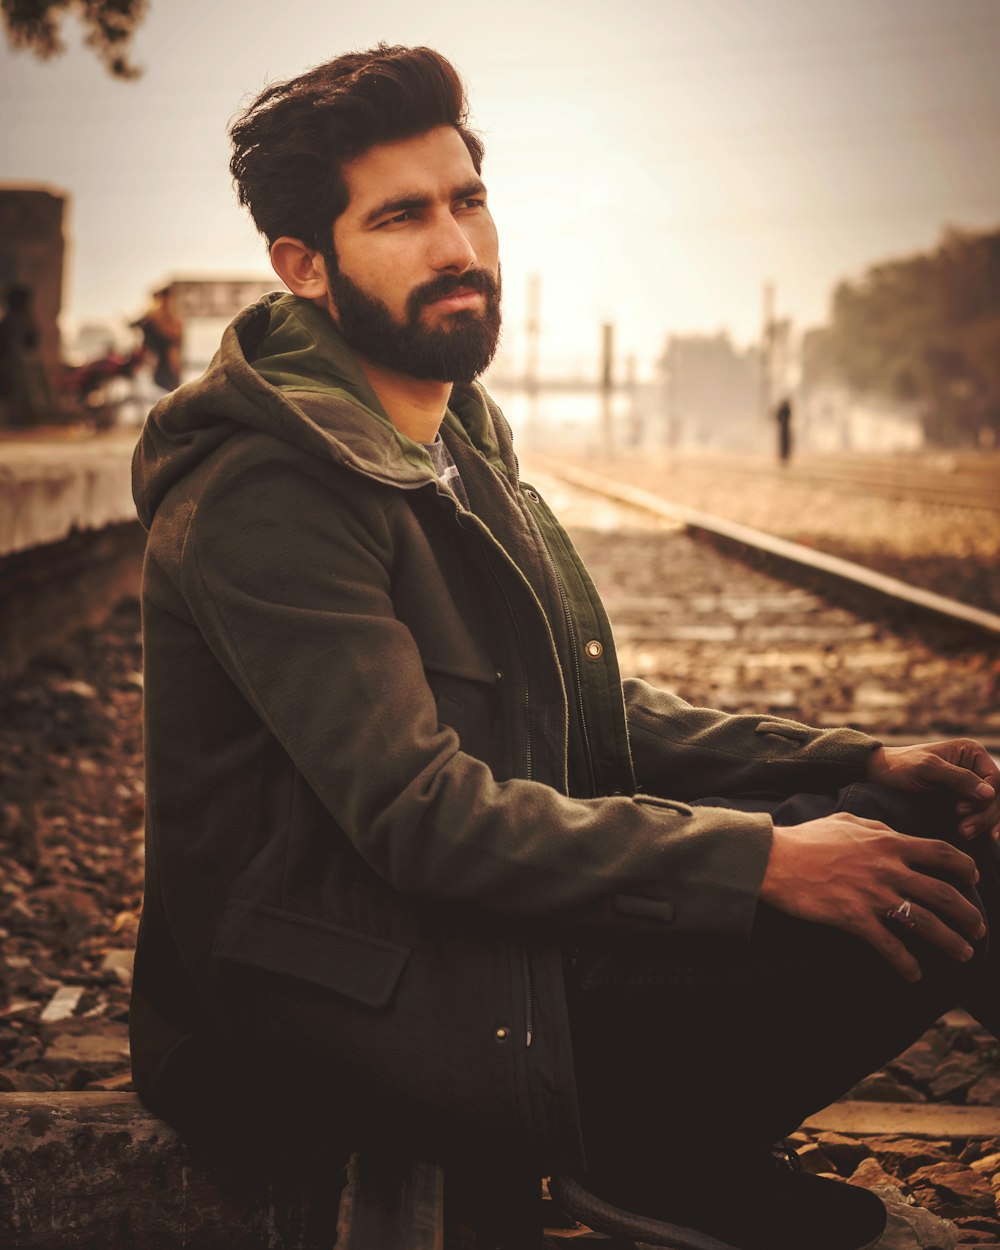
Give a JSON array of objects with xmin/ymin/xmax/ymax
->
[{"xmin": 325, "ymin": 262, "xmax": 502, "ymax": 384}]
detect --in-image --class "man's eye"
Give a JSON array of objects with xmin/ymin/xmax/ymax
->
[
  {"xmin": 458, "ymin": 198, "xmax": 486, "ymax": 211},
  {"xmin": 379, "ymin": 211, "xmax": 416, "ymax": 227}
]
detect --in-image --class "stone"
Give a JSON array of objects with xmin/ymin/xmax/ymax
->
[
  {"xmin": 849, "ymin": 1071, "xmax": 928, "ymax": 1103},
  {"xmin": 907, "ymin": 1161, "xmax": 995, "ymax": 1219},
  {"xmin": 99, "ymin": 948, "xmax": 134, "ymax": 985},
  {"xmin": 873, "ymin": 1139, "xmax": 955, "ymax": 1176},
  {"xmin": 815, "ymin": 1131, "xmax": 871, "ymax": 1174},
  {"xmin": 795, "ymin": 1141, "xmax": 835, "ymax": 1175},
  {"xmin": 954, "ymin": 1217, "xmax": 1000, "ymax": 1234},
  {"xmin": 42, "ymin": 1027, "xmax": 130, "ymax": 1070},
  {"xmin": 970, "ymin": 1153, "xmax": 1000, "ymax": 1177},
  {"xmin": 929, "ymin": 1058, "xmax": 979, "ymax": 1103},
  {"xmin": 869, "ymin": 1184, "xmax": 959, "ymax": 1250},
  {"xmin": 849, "ymin": 1157, "xmax": 901, "ymax": 1191},
  {"xmin": 38, "ymin": 983, "xmax": 84, "ymax": 1024},
  {"xmin": 967, "ymin": 1075, "xmax": 1000, "ymax": 1107},
  {"xmin": 891, "ymin": 1035, "xmax": 950, "ymax": 1090},
  {"xmin": 0, "ymin": 1068, "xmax": 56, "ymax": 1091}
]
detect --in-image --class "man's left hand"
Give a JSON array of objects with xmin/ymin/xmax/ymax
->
[{"xmin": 867, "ymin": 739, "xmax": 999, "ymax": 841}]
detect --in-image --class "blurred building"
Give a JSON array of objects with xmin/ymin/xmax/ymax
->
[
  {"xmin": 155, "ymin": 274, "xmax": 285, "ymax": 380},
  {"xmin": 0, "ymin": 186, "xmax": 67, "ymax": 384},
  {"xmin": 656, "ymin": 332, "xmax": 759, "ymax": 450}
]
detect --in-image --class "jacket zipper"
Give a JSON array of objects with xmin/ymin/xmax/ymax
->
[
  {"xmin": 520, "ymin": 944, "xmax": 534, "ymax": 1048},
  {"xmin": 522, "ymin": 494, "xmax": 596, "ymax": 798},
  {"xmin": 551, "ymin": 564, "xmax": 597, "ymax": 798},
  {"xmin": 483, "ymin": 549, "xmax": 537, "ymax": 1047},
  {"xmin": 481, "ymin": 546, "xmax": 534, "ymax": 783}
]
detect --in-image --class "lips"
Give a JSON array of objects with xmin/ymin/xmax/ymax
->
[{"xmin": 426, "ymin": 289, "xmax": 483, "ymax": 313}]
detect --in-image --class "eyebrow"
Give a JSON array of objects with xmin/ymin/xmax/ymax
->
[{"xmin": 362, "ymin": 179, "xmax": 487, "ymax": 227}]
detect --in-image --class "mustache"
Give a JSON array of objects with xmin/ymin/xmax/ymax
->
[{"xmin": 408, "ymin": 268, "xmax": 499, "ymax": 315}]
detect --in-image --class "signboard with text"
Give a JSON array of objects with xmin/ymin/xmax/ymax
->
[{"xmin": 166, "ymin": 276, "xmax": 283, "ymax": 322}]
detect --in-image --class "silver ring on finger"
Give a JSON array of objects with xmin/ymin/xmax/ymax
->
[{"xmin": 885, "ymin": 898, "xmax": 917, "ymax": 929}]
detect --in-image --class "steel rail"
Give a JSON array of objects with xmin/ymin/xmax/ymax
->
[
  {"xmin": 529, "ymin": 456, "xmax": 1000, "ymax": 641},
  {"xmin": 719, "ymin": 467, "xmax": 998, "ymax": 512}
]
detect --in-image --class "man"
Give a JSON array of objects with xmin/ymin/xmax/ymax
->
[
  {"xmin": 130, "ymin": 44, "xmax": 999, "ymax": 1250},
  {"xmin": 132, "ymin": 286, "xmax": 183, "ymax": 392}
]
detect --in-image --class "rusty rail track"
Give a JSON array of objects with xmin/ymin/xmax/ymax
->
[{"xmin": 529, "ymin": 456, "xmax": 1000, "ymax": 642}]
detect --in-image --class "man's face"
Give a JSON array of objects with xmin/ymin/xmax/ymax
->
[{"xmin": 325, "ymin": 125, "xmax": 501, "ymax": 385}]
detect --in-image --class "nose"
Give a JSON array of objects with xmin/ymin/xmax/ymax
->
[{"xmin": 428, "ymin": 212, "xmax": 477, "ymax": 274}]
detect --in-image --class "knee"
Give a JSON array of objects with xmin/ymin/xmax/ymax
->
[{"xmin": 837, "ymin": 782, "xmax": 958, "ymax": 842}]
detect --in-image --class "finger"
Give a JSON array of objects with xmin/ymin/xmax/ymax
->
[
  {"xmin": 959, "ymin": 801, "xmax": 1000, "ymax": 840},
  {"xmin": 858, "ymin": 917, "xmax": 922, "ymax": 982},
  {"xmin": 901, "ymin": 837, "xmax": 979, "ymax": 886},
  {"xmin": 894, "ymin": 901, "xmax": 978, "ymax": 964},
  {"xmin": 903, "ymin": 871, "xmax": 986, "ymax": 943},
  {"xmin": 926, "ymin": 757, "xmax": 996, "ymax": 802}
]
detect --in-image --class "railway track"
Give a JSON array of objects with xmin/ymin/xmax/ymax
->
[
  {"xmin": 652, "ymin": 451, "xmax": 1000, "ymax": 513},
  {"xmin": 524, "ymin": 460, "xmax": 1000, "ymax": 747},
  {"xmin": 1, "ymin": 477, "xmax": 998, "ymax": 1242}
]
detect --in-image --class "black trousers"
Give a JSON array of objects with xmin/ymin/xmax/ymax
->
[{"xmin": 566, "ymin": 783, "xmax": 999, "ymax": 1187}]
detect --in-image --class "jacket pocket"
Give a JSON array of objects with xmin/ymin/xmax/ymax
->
[
  {"xmin": 213, "ymin": 898, "xmax": 411, "ymax": 1009},
  {"xmin": 423, "ymin": 658, "xmax": 498, "ymax": 760}
]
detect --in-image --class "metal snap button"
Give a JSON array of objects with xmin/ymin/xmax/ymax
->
[
  {"xmin": 495, "ymin": 1026, "xmax": 511, "ymax": 1042},
  {"xmin": 584, "ymin": 640, "xmax": 603, "ymax": 659},
  {"xmin": 524, "ymin": 488, "xmax": 540, "ymax": 503}
]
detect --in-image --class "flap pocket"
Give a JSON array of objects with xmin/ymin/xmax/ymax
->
[
  {"xmin": 754, "ymin": 721, "xmax": 809, "ymax": 743},
  {"xmin": 422, "ymin": 654, "xmax": 498, "ymax": 684},
  {"xmin": 214, "ymin": 899, "xmax": 411, "ymax": 1009}
]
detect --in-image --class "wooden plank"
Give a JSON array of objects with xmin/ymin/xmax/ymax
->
[
  {"xmin": 337, "ymin": 1150, "xmax": 444, "ymax": 1250},
  {"xmin": 0, "ymin": 1092, "xmax": 339, "ymax": 1248},
  {"xmin": 802, "ymin": 1100, "xmax": 1000, "ymax": 1138}
]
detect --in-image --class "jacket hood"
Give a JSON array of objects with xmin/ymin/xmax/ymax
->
[{"xmin": 132, "ymin": 292, "xmax": 511, "ymax": 529}]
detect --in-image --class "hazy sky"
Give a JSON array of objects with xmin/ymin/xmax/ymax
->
[{"xmin": 2, "ymin": 0, "xmax": 999, "ymax": 376}]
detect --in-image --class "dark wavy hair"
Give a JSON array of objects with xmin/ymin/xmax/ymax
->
[{"xmin": 229, "ymin": 44, "xmax": 484, "ymax": 257}]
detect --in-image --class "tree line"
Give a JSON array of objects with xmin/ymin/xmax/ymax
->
[
  {"xmin": 804, "ymin": 226, "xmax": 1000, "ymax": 448},
  {"xmin": 2, "ymin": 0, "xmax": 147, "ymax": 79}
]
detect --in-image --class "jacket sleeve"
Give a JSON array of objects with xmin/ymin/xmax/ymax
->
[
  {"xmin": 176, "ymin": 450, "xmax": 776, "ymax": 939},
  {"xmin": 624, "ymin": 678, "xmax": 880, "ymax": 800}
]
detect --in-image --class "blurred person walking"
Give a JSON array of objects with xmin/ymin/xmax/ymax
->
[
  {"xmin": 775, "ymin": 396, "xmax": 794, "ymax": 464},
  {"xmin": 132, "ymin": 286, "xmax": 183, "ymax": 392}
]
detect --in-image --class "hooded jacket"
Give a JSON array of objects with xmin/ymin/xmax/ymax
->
[{"xmin": 130, "ymin": 293, "xmax": 879, "ymax": 1171}]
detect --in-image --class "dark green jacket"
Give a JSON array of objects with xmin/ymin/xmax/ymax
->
[{"xmin": 130, "ymin": 293, "xmax": 878, "ymax": 1171}]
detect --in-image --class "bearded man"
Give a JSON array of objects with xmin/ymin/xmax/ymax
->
[{"xmin": 130, "ymin": 44, "xmax": 1000, "ymax": 1250}]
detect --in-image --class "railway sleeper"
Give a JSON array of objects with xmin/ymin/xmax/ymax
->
[{"xmin": 0, "ymin": 1091, "xmax": 562, "ymax": 1250}]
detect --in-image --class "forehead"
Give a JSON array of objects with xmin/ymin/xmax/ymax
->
[{"xmin": 339, "ymin": 126, "xmax": 480, "ymax": 217}]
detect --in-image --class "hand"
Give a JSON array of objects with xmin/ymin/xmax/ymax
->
[
  {"xmin": 759, "ymin": 813, "xmax": 985, "ymax": 982},
  {"xmin": 867, "ymin": 739, "xmax": 999, "ymax": 841}
]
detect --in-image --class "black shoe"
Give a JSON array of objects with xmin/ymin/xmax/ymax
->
[{"xmin": 552, "ymin": 1146, "xmax": 887, "ymax": 1250}]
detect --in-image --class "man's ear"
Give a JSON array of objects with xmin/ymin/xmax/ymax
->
[{"xmin": 269, "ymin": 237, "xmax": 330, "ymax": 300}]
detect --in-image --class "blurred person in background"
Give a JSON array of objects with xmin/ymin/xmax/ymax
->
[
  {"xmin": 132, "ymin": 285, "xmax": 182, "ymax": 392},
  {"xmin": 775, "ymin": 395, "xmax": 794, "ymax": 464}
]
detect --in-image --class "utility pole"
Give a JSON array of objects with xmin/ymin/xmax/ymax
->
[
  {"xmin": 524, "ymin": 273, "xmax": 540, "ymax": 444},
  {"xmin": 664, "ymin": 335, "xmax": 678, "ymax": 450},
  {"xmin": 600, "ymin": 321, "xmax": 615, "ymax": 458},
  {"xmin": 759, "ymin": 281, "xmax": 775, "ymax": 430}
]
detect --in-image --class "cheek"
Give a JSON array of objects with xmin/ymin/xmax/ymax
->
[{"xmin": 477, "ymin": 219, "xmax": 500, "ymax": 267}]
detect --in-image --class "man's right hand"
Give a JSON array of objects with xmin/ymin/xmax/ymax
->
[{"xmin": 759, "ymin": 813, "xmax": 985, "ymax": 981}]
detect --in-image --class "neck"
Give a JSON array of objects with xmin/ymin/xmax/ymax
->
[{"xmin": 357, "ymin": 358, "xmax": 452, "ymax": 443}]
